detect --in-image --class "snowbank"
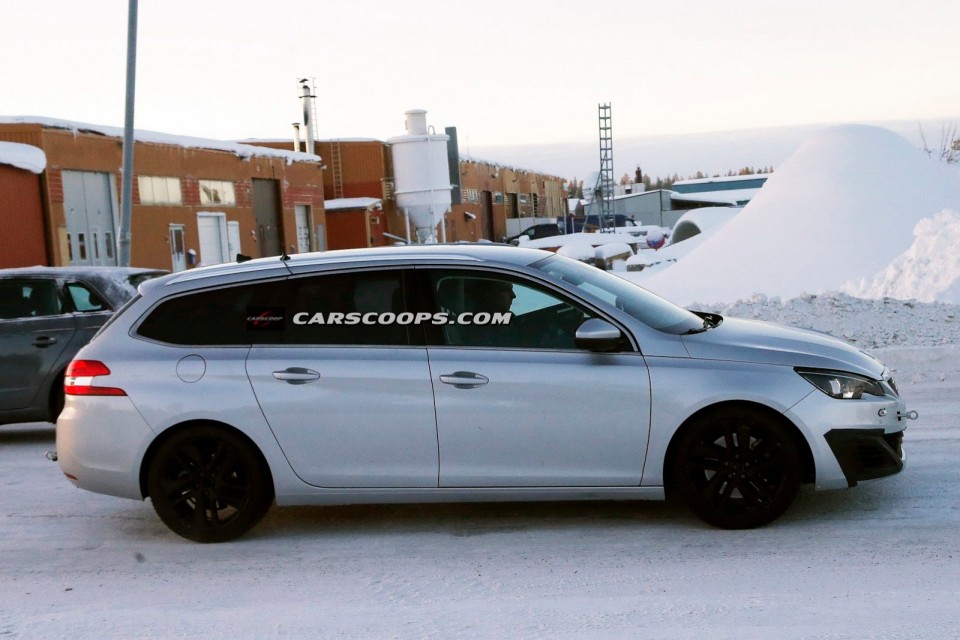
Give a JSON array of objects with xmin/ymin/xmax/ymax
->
[
  {"xmin": 630, "ymin": 125, "xmax": 960, "ymax": 306},
  {"xmin": 843, "ymin": 209, "xmax": 960, "ymax": 304}
]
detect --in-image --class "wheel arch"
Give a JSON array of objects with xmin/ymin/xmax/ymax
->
[
  {"xmin": 138, "ymin": 419, "xmax": 276, "ymax": 500},
  {"xmin": 661, "ymin": 400, "xmax": 815, "ymax": 492},
  {"xmin": 47, "ymin": 366, "xmax": 67, "ymax": 422}
]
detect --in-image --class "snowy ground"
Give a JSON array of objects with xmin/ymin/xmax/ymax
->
[{"xmin": 2, "ymin": 299, "xmax": 959, "ymax": 639}]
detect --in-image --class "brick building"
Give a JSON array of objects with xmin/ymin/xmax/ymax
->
[
  {"xmin": 0, "ymin": 117, "xmax": 325, "ymax": 270},
  {"xmin": 1, "ymin": 116, "xmax": 565, "ymax": 270}
]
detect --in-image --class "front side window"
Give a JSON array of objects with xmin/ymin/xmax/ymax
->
[
  {"xmin": 66, "ymin": 282, "xmax": 108, "ymax": 312},
  {"xmin": 428, "ymin": 270, "xmax": 592, "ymax": 350}
]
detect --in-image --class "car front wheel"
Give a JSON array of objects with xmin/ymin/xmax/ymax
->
[
  {"xmin": 672, "ymin": 406, "xmax": 802, "ymax": 529},
  {"xmin": 146, "ymin": 425, "xmax": 274, "ymax": 542}
]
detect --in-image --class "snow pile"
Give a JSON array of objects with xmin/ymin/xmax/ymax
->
[
  {"xmin": 594, "ymin": 242, "xmax": 633, "ymax": 259},
  {"xmin": 843, "ymin": 209, "xmax": 960, "ymax": 304},
  {"xmin": 556, "ymin": 242, "xmax": 596, "ymax": 261},
  {"xmin": 632, "ymin": 125, "xmax": 960, "ymax": 307},
  {"xmin": 693, "ymin": 292, "xmax": 960, "ymax": 349},
  {"xmin": 0, "ymin": 141, "xmax": 46, "ymax": 173}
]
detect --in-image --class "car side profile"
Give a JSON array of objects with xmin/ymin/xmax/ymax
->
[
  {"xmin": 54, "ymin": 245, "xmax": 913, "ymax": 542},
  {"xmin": 0, "ymin": 266, "xmax": 166, "ymax": 425}
]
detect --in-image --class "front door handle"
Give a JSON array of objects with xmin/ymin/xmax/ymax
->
[
  {"xmin": 439, "ymin": 371, "xmax": 489, "ymax": 389},
  {"xmin": 32, "ymin": 336, "xmax": 58, "ymax": 348},
  {"xmin": 272, "ymin": 367, "xmax": 321, "ymax": 385}
]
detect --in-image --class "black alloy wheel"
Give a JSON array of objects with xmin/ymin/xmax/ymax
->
[
  {"xmin": 146, "ymin": 426, "xmax": 273, "ymax": 543},
  {"xmin": 672, "ymin": 406, "xmax": 802, "ymax": 529}
]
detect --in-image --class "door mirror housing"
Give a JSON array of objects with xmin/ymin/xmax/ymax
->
[{"xmin": 574, "ymin": 318, "xmax": 623, "ymax": 352}]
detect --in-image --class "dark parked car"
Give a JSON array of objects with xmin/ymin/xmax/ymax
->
[
  {"xmin": 506, "ymin": 223, "xmax": 562, "ymax": 245},
  {"xmin": 0, "ymin": 266, "xmax": 166, "ymax": 425},
  {"xmin": 565, "ymin": 214, "xmax": 637, "ymax": 233}
]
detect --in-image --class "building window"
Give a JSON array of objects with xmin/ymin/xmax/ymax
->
[
  {"xmin": 519, "ymin": 194, "xmax": 528, "ymax": 205},
  {"xmin": 493, "ymin": 192, "xmax": 503, "ymax": 204},
  {"xmin": 199, "ymin": 180, "xmax": 237, "ymax": 206},
  {"xmin": 138, "ymin": 176, "xmax": 182, "ymax": 205}
]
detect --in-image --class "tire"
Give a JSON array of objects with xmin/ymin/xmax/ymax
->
[
  {"xmin": 48, "ymin": 373, "xmax": 65, "ymax": 423},
  {"xmin": 672, "ymin": 406, "xmax": 802, "ymax": 529},
  {"xmin": 146, "ymin": 426, "xmax": 274, "ymax": 543}
]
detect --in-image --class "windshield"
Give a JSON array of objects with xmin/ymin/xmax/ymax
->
[{"xmin": 530, "ymin": 254, "xmax": 705, "ymax": 334}]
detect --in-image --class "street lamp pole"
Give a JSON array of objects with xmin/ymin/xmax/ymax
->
[{"xmin": 118, "ymin": 0, "xmax": 138, "ymax": 266}]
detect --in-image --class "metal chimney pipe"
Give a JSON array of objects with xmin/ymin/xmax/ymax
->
[
  {"xmin": 292, "ymin": 123, "xmax": 302, "ymax": 152},
  {"xmin": 300, "ymin": 81, "xmax": 315, "ymax": 155}
]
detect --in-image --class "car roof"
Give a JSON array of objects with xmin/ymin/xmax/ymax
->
[
  {"xmin": 154, "ymin": 244, "xmax": 553, "ymax": 291},
  {"xmin": 0, "ymin": 266, "xmax": 166, "ymax": 278}
]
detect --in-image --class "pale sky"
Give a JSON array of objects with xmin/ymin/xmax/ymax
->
[{"xmin": 3, "ymin": 1, "xmax": 959, "ymax": 157}]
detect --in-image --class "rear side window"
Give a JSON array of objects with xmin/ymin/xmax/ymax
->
[
  {"xmin": 136, "ymin": 270, "xmax": 411, "ymax": 346},
  {"xmin": 0, "ymin": 279, "xmax": 62, "ymax": 319},
  {"xmin": 285, "ymin": 271, "xmax": 409, "ymax": 346}
]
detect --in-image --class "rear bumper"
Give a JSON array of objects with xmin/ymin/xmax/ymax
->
[
  {"xmin": 824, "ymin": 428, "xmax": 905, "ymax": 487},
  {"xmin": 56, "ymin": 396, "xmax": 155, "ymax": 500}
]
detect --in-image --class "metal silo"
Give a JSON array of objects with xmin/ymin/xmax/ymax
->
[{"xmin": 388, "ymin": 109, "xmax": 452, "ymax": 243}]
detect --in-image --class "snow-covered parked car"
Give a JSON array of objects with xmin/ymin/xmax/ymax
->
[
  {"xmin": 53, "ymin": 245, "xmax": 913, "ymax": 542},
  {"xmin": 0, "ymin": 266, "xmax": 166, "ymax": 425}
]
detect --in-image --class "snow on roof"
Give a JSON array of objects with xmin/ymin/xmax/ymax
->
[
  {"xmin": 0, "ymin": 116, "xmax": 322, "ymax": 164},
  {"xmin": 673, "ymin": 174, "xmax": 770, "ymax": 186},
  {"xmin": 612, "ymin": 190, "xmax": 662, "ymax": 201},
  {"xmin": 324, "ymin": 197, "xmax": 382, "ymax": 211},
  {"xmin": 670, "ymin": 188, "xmax": 760, "ymax": 205},
  {"xmin": 522, "ymin": 231, "xmax": 642, "ymax": 251},
  {"xmin": 628, "ymin": 125, "xmax": 960, "ymax": 306},
  {"xmin": 0, "ymin": 141, "xmax": 46, "ymax": 173},
  {"xmin": 236, "ymin": 137, "xmax": 385, "ymax": 145},
  {"xmin": 458, "ymin": 153, "xmax": 563, "ymax": 180}
]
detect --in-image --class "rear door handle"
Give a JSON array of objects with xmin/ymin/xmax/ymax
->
[
  {"xmin": 32, "ymin": 336, "xmax": 58, "ymax": 348},
  {"xmin": 439, "ymin": 371, "xmax": 489, "ymax": 389},
  {"xmin": 272, "ymin": 367, "xmax": 321, "ymax": 384}
]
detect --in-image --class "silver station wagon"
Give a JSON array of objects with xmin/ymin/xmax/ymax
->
[{"xmin": 54, "ymin": 245, "xmax": 913, "ymax": 542}]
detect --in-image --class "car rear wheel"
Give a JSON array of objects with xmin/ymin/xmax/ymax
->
[
  {"xmin": 48, "ymin": 372, "xmax": 65, "ymax": 423},
  {"xmin": 146, "ymin": 426, "xmax": 273, "ymax": 542},
  {"xmin": 672, "ymin": 406, "xmax": 802, "ymax": 529}
]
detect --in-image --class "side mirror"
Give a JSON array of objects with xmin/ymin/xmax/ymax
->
[{"xmin": 575, "ymin": 318, "xmax": 623, "ymax": 352}]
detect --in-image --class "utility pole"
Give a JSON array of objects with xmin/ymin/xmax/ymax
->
[{"xmin": 118, "ymin": 0, "xmax": 138, "ymax": 266}]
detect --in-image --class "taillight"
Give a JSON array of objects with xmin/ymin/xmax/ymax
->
[{"xmin": 64, "ymin": 360, "xmax": 127, "ymax": 396}]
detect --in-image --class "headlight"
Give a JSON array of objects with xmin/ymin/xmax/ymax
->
[{"xmin": 795, "ymin": 368, "xmax": 887, "ymax": 400}]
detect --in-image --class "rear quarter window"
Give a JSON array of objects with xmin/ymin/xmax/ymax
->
[{"xmin": 137, "ymin": 280, "xmax": 288, "ymax": 346}]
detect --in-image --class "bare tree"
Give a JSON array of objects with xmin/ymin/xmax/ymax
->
[{"xmin": 918, "ymin": 122, "xmax": 959, "ymax": 164}]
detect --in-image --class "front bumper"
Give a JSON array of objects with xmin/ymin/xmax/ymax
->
[
  {"xmin": 785, "ymin": 389, "xmax": 912, "ymax": 491},
  {"xmin": 824, "ymin": 428, "xmax": 905, "ymax": 487}
]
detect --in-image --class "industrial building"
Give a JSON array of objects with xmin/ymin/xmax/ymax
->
[
  {"xmin": 0, "ymin": 117, "xmax": 325, "ymax": 270},
  {"xmin": 580, "ymin": 174, "xmax": 769, "ymax": 229},
  {"xmin": 0, "ymin": 108, "xmax": 569, "ymax": 271}
]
